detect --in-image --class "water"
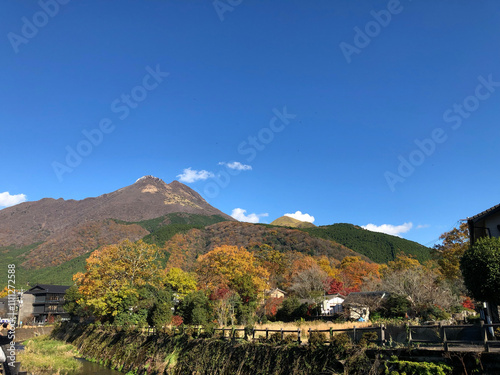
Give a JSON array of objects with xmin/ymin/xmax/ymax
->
[{"xmin": 70, "ymin": 359, "xmax": 122, "ymax": 375}]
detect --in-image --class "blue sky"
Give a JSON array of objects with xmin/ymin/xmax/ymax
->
[{"xmin": 1, "ymin": 0, "xmax": 499, "ymax": 246}]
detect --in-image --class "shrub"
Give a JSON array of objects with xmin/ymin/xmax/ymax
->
[
  {"xmin": 420, "ymin": 305, "xmax": 450, "ymax": 321},
  {"xmin": 283, "ymin": 333, "xmax": 298, "ymax": 345},
  {"xmin": 170, "ymin": 315, "xmax": 183, "ymax": 327},
  {"xmin": 308, "ymin": 330, "xmax": 326, "ymax": 347},
  {"xmin": 358, "ymin": 331, "xmax": 378, "ymax": 348},
  {"xmin": 380, "ymin": 294, "xmax": 410, "ymax": 318},
  {"xmin": 330, "ymin": 333, "xmax": 352, "ymax": 353},
  {"xmin": 385, "ymin": 359, "xmax": 452, "ymax": 375}
]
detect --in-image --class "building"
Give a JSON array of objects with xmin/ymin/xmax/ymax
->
[
  {"xmin": 467, "ymin": 203, "xmax": 500, "ymax": 323},
  {"xmin": 342, "ymin": 291, "xmax": 389, "ymax": 321},
  {"xmin": 320, "ymin": 293, "xmax": 345, "ymax": 316},
  {"xmin": 266, "ymin": 288, "xmax": 286, "ymax": 299},
  {"xmin": 18, "ymin": 284, "xmax": 71, "ymax": 324},
  {"xmin": 467, "ymin": 203, "xmax": 500, "ymax": 244}
]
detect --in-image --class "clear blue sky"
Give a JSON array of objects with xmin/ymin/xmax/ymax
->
[{"xmin": 1, "ymin": 0, "xmax": 499, "ymax": 246}]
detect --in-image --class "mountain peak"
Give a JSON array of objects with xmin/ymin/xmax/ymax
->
[
  {"xmin": 135, "ymin": 175, "xmax": 166, "ymax": 184},
  {"xmin": 270, "ymin": 215, "xmax": 316, "ymax": 228}
]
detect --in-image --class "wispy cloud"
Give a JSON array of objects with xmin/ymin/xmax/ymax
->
[
  {"xmin": 219, "ymin": 161, "xmax": 252, "ymax": 171},
  {"xmin": 362, "ymin": 222, "xmax": 413, "ymax": 237},
  {"xmin": 177, "ymin": 167, "xmax": 214, "ymax": 183},
  {"xmin": 284, "ymin": 211, "xmax": 315, "ymax": 223},
  {"xmin": 0, "ymin": 192, "xmax": 27, "ymax": 208},
  {"xmin": 231, "ymin": 208, "xmax": 269, "ymax": 223},
  {"xmin": 416, "ymin": 224, "xmax": 430, "ymax": 229}
]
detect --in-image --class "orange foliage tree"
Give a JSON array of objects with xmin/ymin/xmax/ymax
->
[
  {"xmin": 339, "ymin": 256, "xmax": 380, "ymax": 291},
  {"xmin": 196, "ymin": 245, "xmax": 270, "ymax": 302}
]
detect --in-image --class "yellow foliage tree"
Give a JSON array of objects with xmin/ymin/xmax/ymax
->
[
  {"xmin": 316, "ymin": 256, "xmax": 340, "ymax": 279},
  {"xmin": 163, "ymin": 267, "xmax": 197, "ymax": 299},
  {"xmin": 196, "ymin": 245, "xmax": 270, "ymax": 300},
  {"xmin": 74, "ymin": 239, "xmax": 162, "ymax": 318}
]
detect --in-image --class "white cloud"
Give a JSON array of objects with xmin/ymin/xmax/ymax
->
[
  {"xmin": 362, "ymin": 222, "xmax": 413, "ymax": 237},
  {"xmin": 284, "ymin": 211, "xmax": 315, "ymax": 223},
  {"xmin": 416, "ymin": 224, "xmax": 430, "ymax": 229},
  {"xmin": 219, "ymin": 161, "xmax": 252, "ymax": 171},
  {"xmin": 177, "ymin": 167, "xmax": 214, "ymax": 183},
  {"xmin": 231, "ymin": 208, "xmax": 269, "ymax": 223},
  {"xmin": 0, "ymin": 192, "xmax": 27, "ymax": 208}
]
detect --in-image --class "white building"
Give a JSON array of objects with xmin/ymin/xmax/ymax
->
[{"xmin": 320, "ymin": 293, "xmax": 345, "ymax": 315}]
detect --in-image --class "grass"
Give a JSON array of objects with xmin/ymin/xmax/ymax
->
[{"xmin": 17, "ymin": 335, "xmax": 82, "ymax": 374}]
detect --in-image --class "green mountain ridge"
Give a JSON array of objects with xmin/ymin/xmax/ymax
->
[{"xmin": 300, "ymin": 223, "xmax": 432, "ymax": 263}]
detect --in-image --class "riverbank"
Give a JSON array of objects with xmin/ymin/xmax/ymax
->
[
  {"xmin": 51, "ymin": 322, "xmax": 500, "ymax": 374},
  {"xmin": 17, "ymin": 335, "xmax": 82, "ymax": 374}
]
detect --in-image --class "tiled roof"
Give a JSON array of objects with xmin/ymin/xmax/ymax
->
[
  {"xmin": 25, "ymin": 284, "xmax": 71, "ymax": 295},
  {"xmin": 468, "ymin": 203, "xmax": 500, "ymax": 222}
]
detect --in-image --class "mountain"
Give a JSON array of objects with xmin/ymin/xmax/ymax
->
[
  {"xmin": 0, "ymin": 176, "xmax": 432, "ymax": 287},
  {"xmin": 0, "ymin": 176, "xmax": 233, "ymax": 272},
  {"xmin": 270, "ymin": 216, "xmax": 316, "ymax": 228},
  {"xmin": 163, "ymin": 221, "xmax": 369, "ymax": 271},
  {"xmin": 300, "ymin": 223, "xmax": 432, "ymax": 263}
]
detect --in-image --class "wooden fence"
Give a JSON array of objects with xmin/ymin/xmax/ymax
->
[
  {"xmin": 144, "ymin": 324, "xmax": 387, "ymax": 346},
  {"xmin": 407, "ymin": 322, "xmax": 500, "ymax": 352},
  {"xmin": 142, "ymin": 322, "xmax": 500, "ymax": 352}
]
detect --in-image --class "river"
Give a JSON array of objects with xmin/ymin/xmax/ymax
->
[{"xmin": 71, "ymin": 358, "xmax": 122, "ymax": 375}]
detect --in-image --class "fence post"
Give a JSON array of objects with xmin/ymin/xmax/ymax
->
[
  {"xmin": 252, "ymin": 328, "xmax": 255, "ymax": 341},
  {"xmin": 266, "ymin": 328, "xmax": 269, "ymax": 340},
  {"xmin": 439, "ymin": 323, "xmax": 444, "ymax": 349},
  {"xmin": 380, "ymin": 324, "xmax": 385, "ymax": 346},
  {"xmin": 481, "ymin": 321, "xmax": 489, "ymax": 353},
  {"xmin": 297, "ymin": 328, "xmax": 301, "ymax": 345},
  {"xmin": 330, "ymin": 327, "xmax": 333, "ymax": 343},
  {"xmin": 406, "ymin": 324, "xmax": 412, "ymax": 347},
  {"xmin": 442, "ymin": 325, "xmax": 448, "ymax": 352},
  {"xmin": 281, "ymin": 328, "xmax": 284, "ymax": 341},
  {"xmin": 353, "ymin": 326, "xmax": 356, "ymax": 344}
]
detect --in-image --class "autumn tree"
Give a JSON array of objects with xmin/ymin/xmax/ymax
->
[
  {"xmin": 210, "ymin": 287, "xmax": 240, "ymax": 326},
  {"xmin": 254, "ymin": 244, "xmax": 287, "ymax": 288},
  {"xmin": 380, "ymin": 254, "xmax": 459, "ymax": 315},
  {"xmin": 316, "ymin": 256, "xmax": 340, "ymax": 279},
  {"xmin": 434, "ymin": 222, "xmax": 469, "ymax": 281},
  {"xmin": 196, "ymin": 245, "xmax": 270, "ymax": 302},
  {"xmin": 163, "ymin": 267, "xmax": 197, "ymax": 300},
  {"xmin": 289, "ymin": 265, "xmax": 328, "ymax": 301},
  {"xmin": 339, "ymin": 256, "xmax": 380, "ymax": 291},
  {"xmin": 73, "ymin": 239, "xmax": 163, "ymax": 319}
]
